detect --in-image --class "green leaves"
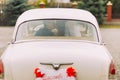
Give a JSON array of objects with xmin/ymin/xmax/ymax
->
[
  {"xmin": 78, "ymin": 0, "xmax": 107, "ymax": 24},
  {"xmin": 2, "ymin": 0, "xmax": 32, "ymax": 26}
]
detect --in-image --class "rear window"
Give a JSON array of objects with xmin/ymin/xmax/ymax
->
[{"xmin": 16, "ymin": 19, "xmax": 98, "ymax": 42}]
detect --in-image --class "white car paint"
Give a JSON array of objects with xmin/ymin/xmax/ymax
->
[{"xmin": 0, "ymin": 8, "xmax": 116, "ymax": 80}]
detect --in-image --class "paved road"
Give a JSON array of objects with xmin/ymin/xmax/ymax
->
[
  {"xmin": 101, "ymin": 29, "xmax": 120, "ymax": 69},
  {"xmin": 0, "ymin": 27, "xmax": 14, "ymax": 55},
  {"xmin": 101, "ymin": 28, "xmax": 120, "ymax": 79},
  {"xmin": 0, "ymin": 27, "xmax": 120, "ymax": 76}
]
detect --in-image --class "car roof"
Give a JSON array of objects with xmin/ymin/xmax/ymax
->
[
  {"xmin": 15, "ymin": 8, "xmax": 99, "ymax": 27},
  {"xmin": 13, "ymin": 8, "xmax": 102, "ymax": 43}
]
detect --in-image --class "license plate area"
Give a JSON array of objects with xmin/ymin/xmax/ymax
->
[{"xmin": 34, "ymin": 67, "xmax": 76, "ymax": 80}]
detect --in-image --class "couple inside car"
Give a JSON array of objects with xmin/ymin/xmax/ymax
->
[{"xmin": 35, "ymin": 20, "xmax": 82, "ymax": 37}]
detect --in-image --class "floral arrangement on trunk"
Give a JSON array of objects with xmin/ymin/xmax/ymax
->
[{"xmin": 34, "ymin": 67, "xmax": 76, "ymax": 80}]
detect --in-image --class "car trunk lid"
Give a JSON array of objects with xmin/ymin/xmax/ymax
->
[{"xmin": 2, "ymin": 41, "xmax": 111, "ymax": 80}]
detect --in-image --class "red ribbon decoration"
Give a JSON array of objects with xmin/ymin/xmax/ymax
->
[
  {"xmin": 34, "ymin": 68, "xmax": 45, "ymax": 78},
  {"xmin": 66, "ymin": 67, "xmax": 76, "ymax": 77}
]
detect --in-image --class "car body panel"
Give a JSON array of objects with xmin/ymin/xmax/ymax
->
[
  {"xmin": 2, "ymin": 41, "xmax": 112, "ymax": 80},
  {"xmin": 1, "ymin": 8, "xmax": 115, "ymax": 80}
]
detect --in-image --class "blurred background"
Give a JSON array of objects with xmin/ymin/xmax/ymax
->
[{"xmin": 0, "ymin": 0, "xmax": 119, "ymax": 26}]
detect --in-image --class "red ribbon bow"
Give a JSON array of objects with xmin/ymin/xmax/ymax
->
[
  {"xmin": 34, "ymin": 68, "xmax": 45, "ymax": 78},
  {"xmin": 66, "ymin": 67, "xmax": 76, "ymax": 77}
]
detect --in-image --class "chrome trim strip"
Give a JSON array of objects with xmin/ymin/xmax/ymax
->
[{"xmin": 40, "ymin": 62, "xmax": 73, "ymax": 70}]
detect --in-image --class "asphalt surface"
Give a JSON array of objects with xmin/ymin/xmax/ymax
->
[
  {"xmin": 0, "ymin": 27, "xmax": 14, "ymax": 55},
  {"xmin": 0, "ymin": 27, "xmax": 120, "ymax": 79},
  {"xmin": 101, "ymin": 29, "xmax": 120, "ymax": 68},
  {"xmin": 101, "ymin": 28, "xmax": 120, "ymax": 79}
]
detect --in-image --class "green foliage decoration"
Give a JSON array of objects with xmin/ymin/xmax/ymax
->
[
  {"xmin": 78, "ymin": 0, "xmax": 107, "ymax": 24},
  {"xmin": 111, "ymin": 0, "xmax": 120, "ymax": 18},
  {"xmin": 2, "ymin": 0, "xmax": 32, "ymax": 26}
]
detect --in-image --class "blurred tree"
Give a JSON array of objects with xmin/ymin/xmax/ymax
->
[
  {"xmin": 2, "ymin": 0, "xmax": 32, "ymax": 26},
  {"xmin": 78, "ymin": 0, "xmax": 107, "ymax": 24},
  {"xmin": 111, "ymin": 0, "xmax": 120, "ymax": 18}
]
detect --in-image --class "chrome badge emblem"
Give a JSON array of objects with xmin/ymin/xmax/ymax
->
[{"xmin": 40, "ymin": 62, "xmax": 73, "ymax": 70}]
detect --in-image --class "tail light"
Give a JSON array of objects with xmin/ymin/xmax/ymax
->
[
  {"xmin": 0, "ymin": 59, "xmax": 4, "ymax": 79},
  {"xmin": 109, "ymin": 60, "xmax": 116, "ymax": 79}
]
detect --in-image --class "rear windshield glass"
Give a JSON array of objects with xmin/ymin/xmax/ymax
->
[{"xmin": 16, "ymin": 20, "xmax": 98, "ymax": 42}]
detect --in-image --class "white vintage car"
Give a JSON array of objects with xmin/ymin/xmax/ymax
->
[{"xmin": 0, "ymin": 8, "xmax": 117, "ymax": 80}]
